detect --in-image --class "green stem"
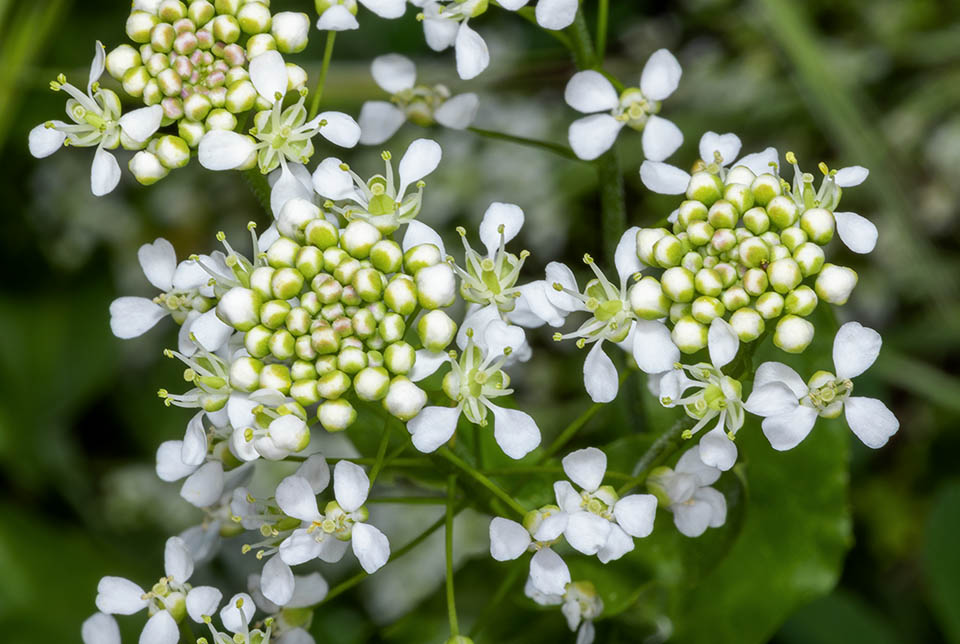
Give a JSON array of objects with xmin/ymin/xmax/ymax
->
[
  {"xmin": 438, "ymin": 448, "xmax": 527, "ymax": 517},
  {"xmin": 538, "ymin": 369, "xmax": 630, "ymax": 461},
  {"xmin": 367, "ymin": 496, "xmax": 450, "ymax": 505},
  {"xmin": 468, "ymin": 559, "xmax": 526, "ymax": 638},
  {"xmin": 481, "ymin": 465, "xmax": 633, "ymax": 481},
  {"xmin": 241, "ymin": 168, "xmax": 272, "ymax": 217},
  {"xmin": 567, "ymin": 9, "xmax": 597, "ymax": 68},
  {"xmin": 445, "ymin": 474, "xmax": 460, "ymax": 637},
  {"xmin": 616, "ymin": 418, "xmax": 690, "ymax": 495},
  {"xmin": 596, "ymin": 146, "xmax": 627, "ymax": 264},
  {"xmin": 596, "ymin": 0, "xmax": 609, "ymax": 57},
  {"xmin": 307, "ymin": 31, "xmax": 336, "ymax": 120},
  {"xmin": 467, "ymin": 126, "xmax": 580, "ymax": 162},
  {"xmin": 368, "ymin": 417, "xmax": 392, "ymax": 484}
]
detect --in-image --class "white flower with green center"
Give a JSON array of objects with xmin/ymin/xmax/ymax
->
[
  {"xmin": 94, "ymin": 537, "xmax": 221, "ymax": 644},
  {"xmin": 155, "ymin": 410, "xmax": 227, "ymax": 508},
  {"xmin": 646, "ymin": 446, "xmax": 727, "ymax": 538},
  {"xmin": 407, "ymin": 319, "xmax": 542, "ymax": 459},
  {"xmin": 744, "ymin": 321, "xmax": 899, "ymax": 450},
  {"xmin": 28, "ymin": 41, "xmax": 163, "ymax": 196},
  {"xmin": 524, "ymin": 578, "xmax": 604, "ymax": 644},
  {"xmin": 533, "ymin": 229, "xmax": 679, "ymax": 403},
  {"xmin": 489, "ymin": 508, "xmax": 571, "ymax": 596},
  {"xmin": 191, "ymin": 592, "xmax": 269, "ymax": 644},
  {"xmin": 312, "ymin": 138, "xmax": 442, "ymax": 233},
  {"xmin": 553, "ymin": 447, "xmax": 658, "ymax": 563},
  {"xmin": 563, "ymin": 49, "xmax": 682, "ymax": 161},
  {"xmin": 315, "ymin": 0, "xmax": 406, "ymax": 31},
  {"xmin": 658, "ymin": 318, "xmax": 744, "ymax": 471},
  {"xmin": 358, "ymin": 53, "xmax": 479, "ymax": 145},
  {"xmin": 275, "ymin": 461, "xmax": 391, "ymax": 574},
  {"xmin": 414, "ymin": 0, "xmax": 490, "ymax": 80}
]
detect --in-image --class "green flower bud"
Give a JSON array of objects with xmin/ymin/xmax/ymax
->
[
  {"xmin": 403, "ymin": 244, "xmax": 442, "ymax": 274},
  {"xmin": 237, "ymin": 1, "xmax": 271, "ymax": 33},
  {"xmin": 269, "ymin": 329, "xmax": 296, "ymax": 360},
  {"xmin": 415, "ymin": 312, "xmax": 455, "ymax": 355},
  {"xmin": 794, "ymin": 242, "xmax": 825, "ymax": 277},
  {"xmin": 767, "ymin": 195, "xmax": 798, "ymax": 229},
  {"xmin": 416, "ymin": 264, "xmax": 456, "ymax": 309},
  {"xmin": 322, "ymin": 247, "xmax": 348, "ymax": 271},
  {"xmin": 304, "ymin": 219, "xmax": 339, "ymax": 249},
  {"xmin": 755, "ymin": 291, "xmax": 784, "ymax": 319},
  {"xmin": 272, "ymin": 11, "xmax": 310, "ymax": 53},
  {"xmin": 742, "ymin": 207, "xmax": 770, "ymax": 235},
  {"xmin": 694, "ymin": 268, "xmax": 723, "ymax": 297},
  {"xmin": 333, "ymin": 259, "xmax": 361, "ymax": 288},
  {"xmin": 205, "ymin": 108, "xmax": 237, "ymax": 131},
  {"xmin": 177, "ymin": 119, "xmax": 205, "ymax": 147},
  {"xmin": 691, "ymin": 296, "xmax": 725, "ymax": 324},
  {"xmin": 750, "ymin": 173, "xmax": 782, "ymax": 206},
  {"xmin": 354, "ymin": 367, "xmax": 390, "ymax": 401},
  {"xmin": 189, "ymin": 0, "xmax": 215, "ymax": 24},
  {"xmin": 106, "ymin": 44, "xmax": 142, "ymax": 80},
  {"xmin": 353, "ymin": 267, "xmax": 385, "ymax": 303},
  {"xmin": 316, "ymin": 370, "xmax": 351, "ymax": 399},
  {"xmin": 668, "ymin": 302, "xmax": 691, "ymax": 324},
  {"xmin": 742, "ymin": 267, "xmax": 769, "ymax": 296},
  {"xmin": 122, "ymin": 66, "xmax": 151, "ymax": 97},
  {"xmin": 337, "ymin": 345, "xmax": 367, "ymax": 374},
  {"xmin": 245, "ymin": 33, "xmax": 277, "ymax": 59},
  {"xmin": 225, "ymin": 79, "xmax": 257, "ymax": 113},
  {"xmin": 738, "ymin": 237, "xmax": 769, "ymax": 268},
  {"xmin": 636, "ymin": 228, "xmax": 669, "ymax": 265},
  {"xmin": 710, "ymin": 228, "xmax": 737, "ymax": 253},
  {"xmin": 724, "ymin": 183, "xmax": 754, "ymax": 214},
  {"xmin": 311, "ymin": 326, "xmax": 341, "ymax": 355},
  {"xmin": 155, "ymin": 135, "xmax": 190, "ymax": 169},
  {"xmin": 370, "ymin": 239, "xmax": 403, "ymax": 273},
  {"xmin": 681, "ymin": 251, "xmax": 703, "ymax": 273},
  {"xmin": 291, "ymin": 359, "xmax": 318, "ymax": 382},
  {"xmin": 295, "ymin": 335, "xmax": 317, "ymax": 361},
  {"xmin": 285, "ymin": 307, "xmax": 311, "ymax": 336},
  {"xmin": 729, "ymin": 307, "xmax": 764, "ymax": 342},
  {"xmin": 142, "ymin": 79, "xmax": 163, "ymax": 106},
  {"xmin": 725, "ymin": 166, "xmax": 755, "ymax": 187},
  {"xmin": 128, "ymin": 151, "xmax": 169, "ymax": 185},
  {"xmin": 785, "ymin": 285, "xmax": 818, "ymax": 316},
  {"xmin": 126, "ymin": 12, "xmax": 158, "ymax": 44},
  {"xmin": 260, "ymin": 363, "xmax": 292, "ymax": 393},
  {"xmin": 707, "ymin": 199, "xmax": 739, "ymax": 229},
  {"xmin": 183, "ymin": 92, "xmax": 212, "ymax": 121},
  {"xmin": 268, "ymin": 237, "xmax": 301, "ymax": 268},
  {"xmin": 815, "ymin": 263, "xmax": 858, "ymax": 305},
  {"xmin": 151, "ymin": 23, "xmax": 176, "ymax": 53},
  {"xmin": 721, "ymin": 285, "xmax": 750, "ymax": 311},
  {"xmin": 317, "ymin": 399, "xmax": 356, "ymax": 432},
  {"xmin": 383, "ymin": 376, "xmax": 427, "ymax": 421},
  {"xmin": 271, "ymin": 267, "xmax": 305, "ymax": 300},
  {"xmin": 294, "ymin": 247, "xmax": 324, "ymax": 281},
  {"xmin": 628, "ymin": 275, "xmax": 669, "ymax": 319},
  {"xmin": 767, "ymin": 257, "xmax": 802, "ymax": 294},
  {"xmin": 677, "ymin": 200, "xmax": 709, "ymax": 229},
  {"xmin": 686, "ymin": 171, "xmax": 724, "ymax": 206},
  {"xmin": 230, "ymin": 356, "xmax": 264, "ymax": 392},
  {"xmin": 800, "ymin": 208, "xmax": 835, "ymax": 244},
  {"xmin": 244, "ymin": 324, "xmax": 272, "ymax": 358},
  {"xmin": 260, "ymin": 299, "xmax": 291, "ymax": 330},
  {"xmin": 672, "ymin": 315, "xmax": 708, "ymax": 354},
  {"xmin": 652, "ymin": 234, "xmax": 684, "ymax": 268},
  {"xmin": 218, "ymin": 287, "xmax": 261, "ymax": 331},
  {"xmin": 769, "ymin": 244, "xmax": 791, "ymax": 261},
  {"xmin": 714, "ymin": 262, "xmax": 737, "ymax": 287},
  {"xmin": 661, "ymin": 266, "xmax": 695, "ymax": 303},
  {"xmin": 351, "ymin": 308, "xmax": 377, "ymax": 338},
  {"xmin": 341, "ymin": 221, "xmax": 382, "ymax": 259},
  {"xmin": 212, "ymin": 14, "xmax": 241, "ymax": 43},
  {"xmin": 379, "ymin": 313, "xmax": 405, "ymax": 344},
  {"xmin": 290, "ymin": 379, "xmax": 320, "ymax": 406},
  {"xmin": 384, "ymin": 341, "xmax": 415, "ymax": 374},
  {"xmin": 686, "ymin": 221, "xmax": 714, "ymax": 247},
  {"xmin": 383, "ymin": 275, "xmax": 416, "ymax": 315},
  {"xmin": 773, "ymin": 315, "xmax": 814, "ymax": 354},
  {"xmin": 244, "ymin": 265, "xmax": 272, "ymax": 300}
]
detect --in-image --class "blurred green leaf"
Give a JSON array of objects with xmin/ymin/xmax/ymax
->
[
  {"xmin": 922, "ymin": 480, "xmax": 960, "ymax": 644},
  {"xmin": 778, "ymin": 589, "xmax": 906, "ymax": 644}
]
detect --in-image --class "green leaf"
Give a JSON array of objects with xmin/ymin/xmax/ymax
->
[
  {"xmin": 922, "ymin": 480, "xmax": 960, "ymax": 644},
  {"xmin": 777, "ymin": 589, "xmax": 906, "ymax": 644}
]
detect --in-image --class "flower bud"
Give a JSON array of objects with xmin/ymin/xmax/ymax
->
[
  {"xmin": 260, "ymin": 363, "xmax": 292, "ymax": 393},
  {"xmin": 379, "ymin": 313, "xmax": 405, "ymax": 344},
  {"xmin": 383, "ymin": 377, "xmax": 427, "ymax": 421},
  {"xmin": 671, "ymin": 315, "xmax": 708, "ymax": 354},
  {"xmin": 189, "ymin": 0, "xmax": 215, "ymax": 24},
  {"xmin": 183, "ymin": 92, "xmax": 212, "ymax": 121},
  {"xmin": 755, "ymin": 291, "xmax": 784, "ymax": 319},
  {"xmin": 418, "ymin": 310, "xmax": 457, "ymax": 352},
  {"xmin": 669, "ymin": 302, "xmax": 691, "ymax": 324},
  {"xmin": 269, "ymin": 329, "xmax": 296, "ymax": 360},
  {"xmin": 177, "ymin": 119, "xmax": 205, "ymax": 147},
  {"xmin": 341, "ymin": 221, "xmax": 382, "ymax": 259},
  {"xmin": 767, "ymin": 196, "xmax": 798, "ymax": 229},
  {"xmin": 127, "ymin": 12, "xmax": 158, "ymax": 43},
  {"xmin": 322, "ymin": 247, "xmax": 348, "ymax": 271},
  {"xmin": 793, "ymin": 242, "xmax": 825, "ymax": 277},
  {"xmin": 295, "ymin": 334, "xmax": 317, "ymax": 360},
  {"xmin": 244, "ymin": 325, "xmax": 272, "ymax": 358},
  {"xmin": 272, "ymin": 267, "xmax": 305, "ymax": 300},
  {"xmin": 417, "ymin": 264, "xmax": 456, "ymax": 309},
  {"xmin": 403, "ymin": 244, "xmax": 442, "ymax": 274},
  {"xmin": 317, "ymin": 399, "xmax": 356, "ymax": 432},
  {"xmin": 304, "ymin": 218, "xmax": 339, "ymax": 249},
  {"xmin": 710, "ymin": 228, "xmax": 737, "ymax": 253},
  {"xmin": 106, "ymin": 44, "xmax": 142, "ymax": 80},
  {"xmin": 353, "ymin": 267, "xmax": 385, "ymax": 302},
  {"xmin": 226, "ymin": 79, "xmax": 258, "ymax": 113},
  {"xmin": 218, "ymin": 287, "xmax": 261, "ymax": 331},
  {"xmin": 384, "ymin": 341, "xmax": 415, "ymax": 374},
  {"xmin": 726, "ymin": 165, "xmax": 756, "ymax": 186},
  {"xmin": 778, "ymin": 226, "xmax": 806, "ymax": 252},
  {"xmin": 337, "ymin": 345, "xmax": 367, "ymax": 374},
  {"xmin": 714, "ymin": 262, "xmax": 737, "ymax": 287},
  {"xmin": 724, "ymin": 183, "xmax": 754, "ymax": 214},
  {"xmin": 774, "ymin": 315, "xmax": 814, "ymax": 353},
  {"xmin": 729, "ymin": 307, "xmax": 764, "ymax": 341},
  {"xmin": 741, "ymin": 267, "xmax": 768, "ymax": 296},
  {"xmin": 652, "ymin": 235, "xmax": 684, "ymax": 268},
  {"xmin": 628, "ymin": 275, "xmax": 669, "ymax": 319},
  {"xmin": 636, "ymin": 227, "xmax": 669, "ymax": 265},
  {"xmin": 686, "ymin": 171, "xmax": 723, "ymax": 206},
  {"xmin": 686, "ymin": 221, "xmax": 714, "ymax": 247},
  {"xmin": 268, "ymin": 237, "xmax": 301, "ymax": 268},
  {"xmin": 691, "ymin": 296, "xmax": 725, "ymax": 324},
  {"xmin": 272, "ymin": 11, "xmax": 310, "ymax": 53},
  {"xmin": 212, "ymin": 14, "xmax": 241, "ymax": 43},
  {"xmin": 122, "ymin": 66, "xmax": 151, "ymax": 97},
  {"xmin": 815, "ymin": 263, "xmax": 858, "ymax": 305},
  {"xmin": 738, "ymin": 237, "xmax": 769, "ymax": 268},
  {"xmin": 767, "ymin": 258, "xmax": 802, "ymax": 294},
  {"xmin": 291, "ymin": 378, "xmax": 320, "ymax": 406},
  {"xmin": 246, "ymin": 33, "xmax": 277, "ymax": 59},
  {"xmin": 721, "ymin": 285, "xmax": 749, "ymax": 312},
  {"xmin": 237, "ymin": 1, "xmax": 271, "ymax": 33},
  {"xmin": 784, "ymin": 285, "xmax": 818, "ymax": 316},
  {"xmin": 155, "ymin": 135, "xmax": 190, "ymax": 169},
  {"xmin": 151, "ymin": 23, "xmax": 176, "ymax": 53},
  {"xmin": 384, "ymin": 275, "xmax": 417, "ymax": 315},
  {"xmin": 129, "ymin": 151, "xmax": 169, "ymax": 185},
  {"xmin": 661, "ymin": 267, "xmax": 695, "ymax": 303},
  {"xmin": 205, "ymin": 108, "xmax": 237, "ymax": 131},
  {"xmin": 800, "ymin": 207, "xmax": 835, "ymax": 244},
  {"xmin": 693, "ymin": 268, "xmax": 723, "ymax": 297},
  {"xmin": 742, "ymin": 207, "xmax": 770, "ymax": 235},
  {"xmin": 291, "ymin": 359, "xmax": 317, "ymax": 382},
  {"xmin": 677, "ymin": 200, "xmax": 708, "ymax": 229},
  {"xmin": 295, "ymin": 247, "xmax": 324, "ymax": 280},
  {"xmin": 311, "ymin": 326, "xmax": 340, "ymax": 355},
  {"xmin": 707, "ymin": 200, "xmax": 739, "ymax": 229},
  {"xmin": 229, "ymin": 356, "xmax": 263, "ymax": 392},
  {"xmin": 317, "ymin": 370, "xmax": 351, "ymax": 399},
  {"xmin": 354, "ymin": 367, "xmax": 391, "ymax": 401},
  {"xmin": 751, "ymin": 173, "xmax": 781, "ymax": 206},
  {"xmin": 268, "ymin": 415, "xmax": 310, "ymax": 453}
]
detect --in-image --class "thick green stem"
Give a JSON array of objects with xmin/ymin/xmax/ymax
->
[
  {"xmin": 567, "ymin": 9, "xmax": 597, "ymax": 68},
  {"xmin": 368, "ymin": 417, "xmax": 392, "ymax": 484},
  {"xmin": 438, "ymin": 448, "xmax": 527, "ymax": 517},
  {"xmin": 596, "ymin": 0, "xmax": 610, "ymax": 57},
  {"xmin": 445, "ymin": 474, "xmax": 460, "ymax": 637},
  {"xmin": 596, "ymin": 146, "xmax": 627, "ymax": 264},
  {"xmin": 467, "ymin": 126, "xmax": 579, "ymax": 162},
  {"xmin": 307, "ymin": 31, "xmax": 336, "ymax": 120}
]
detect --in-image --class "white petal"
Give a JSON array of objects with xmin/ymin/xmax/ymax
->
[
  {"xmin": 614, "ymin": 494, "xmax": 657, "ymax": 537},
  {"xmin": 164, "ymin": 536, "xmax": 194, "ymax": 583},
  {"xmin": 563, "ymin": 70, "xmax": 618, "ymax": 113},
  {"xmin": 845, "ymin": 396, "xmax": 899, "ymax": 448},
  {"xmin": 454, "ymin": 22, "xmax": 489, "ymax": 80},
  {"xmin": 422, "ymin": 12, "xmax": 458, "ymax": 51},
  {"xmin": 529, "ymin": 547, "xmax": 571, "ymax": 596},
  {"xmin": 334, "ymin": 460, "xmax": 371, "ymax": 512},
  {"xmin": 640, "ymin": 48, "xmax": 682, "ymax": 101},
  {"xmin": 137, "ymin": 238, "xmax": 176, "ymax": 291},
  {"xmin": 29, "ymin": 122, "xmax": 66, "ymax": 158},
  {"xmin": 699, "ymin": 131, "xmax": 741, "ymax": 166},
  {"xmin": 409, "ymin": 349, "xmax": 449, "ymax": 382},
  {"xmin": 535, "ymin": 0, "xmax": 577, "ymax": 29},
  {"xmin": 319, "ymin": 534, "xmax": 350, "ymax": 563},
  {"xmin": 172, "ymin": 258, "xmax": 211, "ymax": 292},
  {"xmin": 753, "ymin": 361, "xmax": 808, "ymax": 398},
  {"xmin": 227, "ymin": 394, "xmax": 258, "ymax": 430},
  {"xmin": 434, "ymin": 92, "xmax": 479, "ymax": 129},
  {"xmin": 109, "ymin": 296, "xmax": 167, "ymax": 339},
  {"xmin": 91, "ymin": 146, "xmax": 121, "ymax": 196},
  {"xmin": 89, "ymin": 41, "xmax": 106, "ymax": 91},
  {"xmin": 118, "ymin": 105, "xmax": 163, "ymax": 143},
  {"xmin": 639, "ymin": 160, "xmax": 690, "ymax": 194},
  {"xmin": 632, "ymin": 319, "xmax": 680, "ymax": 374},
  {"xmin": 357, "ymin": 101, "xmax": 406, "ymax": 145},
  {"xmin": 82, "ymin": 613, "xmax": 121, "ymax": 644},
  {"xmin": 276, "ymin": 628, "xmax": 315, "ymax": 644},
  {"xmin": 834, "ymin": 165, "xmax": 869, "ymax": 187},
  {"xmin": 270, "ymin": 163, "xmax": 312, "ymax": 218},
  {"xmin": 562, "ymin": 447, "xmax": 607, "ymax": 492},
  {"xmin": 261, "ymin": 555, "xmax": 295, "ymax": 606},
  {"xmin": 279, "ymin": 530, "xmax": 324, "ymax": 566},
  {"xmin": 198, "ymin": 130, "xmax": 255, "ymax": 171},
  {"xmin": 834, "ymin": 211, "xmax": 878, "ymax": 254},
  {"xmin": 95, "ymin": 576, "xmax": 147, "ymax": 615},
  {"xmin": 577, "ymin": 621, "xmax": 596, "ymax": 644},
  {"xmin": 513, "ymin": 281, "xmax": 565, "ymax": 327},
  {"xmin": 402, "ymin": 218, "xmax": 445, "ymax": 254},
  {"xmin": 312, "ymin": 156, "xmax": 357, "ymax": 202},
  {"xmin": 673, "ymin": 498, "xmax": 713, "ymax": 537},
  {"xmin": 180, "ymin": 461, "xmax": 224, "ymax": 508},
  {"xmin": 139, "ymin": 611, "xmax": 178, "ymax": 644},
  {"xmin": 675, "ymin": 446, "xmax": 721, "ymax": 486},
  {"xmin": 371, "ymin": 54, "xmax": 416, "ymax": 93},
  {"xmin": 297, "ymin": 454, "xmax": 331, "ymax": 494},
  {"xmin": 733, "ymin": 147, "xmax": 779, "ymax": 176},
  {"xmin": 186, "ymin": 586, "xmax": 222, "ymax": 623},
  {"xmin": 190, "ymin": 308, "xmax": 233, "ymax": 352},
  {"xmin": 744, "ymin": 383, "xmax": 799, "ymax": 418},
  {"xmin": 275, "ymin": 475, "xmax": 322, "ymax": 522},
  {"xmin": 532, "ymin": 513, "xmax": 569, "ymax": 542},
  {"xmin": 479, "ymin": 201, "xmax": 524, "ymax": 257},
  {"xmin": 250, "ymin": 50, "xmax": 288, "ymax": 101},
  {"xmin": 708, "ymin": 318, "xmax": 739, "ymax": 368},
  {"xmin": 352, "ymin": 522, "xmax": 390, "ymax": 573},
  {"xmin": 359, "ymin": 0, "xmax": 406, "ymax": 18},
  {"xmin": 596, "ymin": 523, "xmax": 634, "ymax": 563},
  {"xmin": 398, "ymin": 137, "xmax": 442, "ymax": 197},
  {"xmin": 457, "ymin": 303, "xmax": 500, "ymax": 351},
  {"xmin": 568, "ymin": 114, "xmax": 623, "ymax": 161},
  {"xmin": 156, "ymin": 440, "xmax": 194, "ymax": 482},
  {"xmin": 490, "ymin": 403, "xmax": 541, "ymax": 459},
  {"xmin": 544, "ymin": 262, "xmax": 582, "ymax": 312},
  {"xmin": 498, "ymin": 0, "xmax": 530, "ymax": 8},
  {"xmin": 564, "ymin": 511, "xmax": 612, "ymax": 555},
  {"xmin": 761, "ymin": 406, "xmax": 819, "ymax": 451},
  {"xmin": 698, "ymin": 427, "xmax": 737, "ymax": 471},
  {"xmin": 489, "ymin": 517, "xmax": 531, "ymax": 560},
  {"xmin": 317, "ymin": 111, "xmax": 361, "ymax": 148},
  {"xmin": 833, "ymin": 321, "xmax": 882, "ymax": 379},
  {"xmin": 287, "ymin": 572, "xmax": 329, "ymax": 608},
  {"xmin": 642, "ymin": 115, "xmax": 683, "ymax": 162},
  {"xmin": 583, "ymin": 341, "xmax": 619, "ymax": 403},
  {"xmin": 220, "ymin": 593, "xmax": 255, "ymax": 633},
  {"xmin": 481, "ymin": 318, "xmax": 527, "ymax": 357},
  {"xmin": 615, "ymin": 226, "xmax": 643, "ymax": 285},
  {"xmin": 697, "ymin": 486, "xmax": 727, "ymax": 527},
  {"xmin": 317, "ymin": 4, "xmax": 359, "ymax": 30},
  {"xmin": 553, "ymin": 480, "xmax": 581, "ymax": 513}
]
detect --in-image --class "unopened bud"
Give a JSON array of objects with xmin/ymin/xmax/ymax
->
[
  {"xmin": 628, "ymin": 275, "xmax": 670, "ymax": 319},
  {"xmin": 815, "ymin": 263, "xmax": 858, "ymax": 305},
  {"xmin": 106, "ymin": 44, "xmax": 142, "ymax": 80},
  {"xmin": 723, "ymin": 183, "xmax": 754, "ymax": 214},
  {"xmin": 268, "ymin": 415, "xmax": 310, "ymax": 453},
  {"xmin": 767, "ymin": 257, "xmax": 802, "ymax": 294},
  {"xmin": 156, "ymin": 135, "xmax": 190, "ymax": 169},
  {"xmin": 383, "ymin": 377, "xmax": 427, "ymax": 421},
  {"xmin": 403, "ymin": 243, "xmax": 442, "ymax": 273},
  {"xmin": 751, "ymin": 173, "xmax": 782, "ymax": 206},
  {"xmin": 272, "ymin": 11, "xmax": 310, "ymax": 53},
  {"xmin": 384, "ymin": 341, "xmax": 415, "ymax": 374},
  {"xmin": 729, "ymin": 307, "xmax": 764, "ymax": 342},
  {"xmin": 417, "ymin": 310, "xmax": 457, "ymax": 352},
  {"xmin": 244, "ymin": 325, "xmax": 272, "ymax": 358},
  {"xmin": 677, "ymin": 200, "xmax": 708, "ymax": 228},
  {"xmin": 661, "ymin": 266, "xmax": 695, "ymax": 303},
  {"xmin": 686, "ymin": 171, "xmax": 724, "ymax": 206},
  {"xmin": 652, "ymin": 234, "xmax": 684, "ymax": 268},
  {"xmin": 317, "ymin": 399, "xmax": 356, "ymax": 432},
  {"xmin": 693, "ymin": 268, "xmax": 723, "ymax": 297},
  {"xmin": 755, "ymin": 291, "xmax": 784, "ymax": 319},
  {"xmin": 416, "ymin": 263, "xmax": 455, "ymax": 309},
  {"xmin": 354, "ymin": 367, "xmax": 390, "ymax": 401},
  {"xmin": 671, "ymin": 315, "xmax": 708, "ymax": 354},
  {"xmin": 707, "ymin": 200, "xmax": 739, "ymax": 229},
  {"xmin": 794, "ymin": 242, "xmax": 825, "ymax": 277},
  {"xmin": 742, "ymin": 207, "xmax": 770, "ymax": 235},
  {"xmin": 800, "ymin": 207, "xmax": 835, "ymax": 244},
  {"xmin": 126, "ymin": 12, "xmax": 158, "ymax": 44},
  {"xmin": 316, "ymin": 370, "xmax": 351, "ymax": 399},
  {"xmin": 230, "ymin": 356, "xmax": 264, "ymax": 392},
  {"xmin": 636, "ymin": 227, "xmax": 669, "ymax": 265},
  {"xmin": 784, "ymin": 285, "xmax": 818, "ymax": 316},
  {"xmin": 218, "ymin": 287, "xmax": 261, "ymax": 331},
  {"xmin": 691, "ymin": 296, "xmax": 725, "ymax": 324},
  {"xmin": 721, "ymin": 285, "xmax": 750, "ymax": 312},
  {"xmin": 341, "ymin": 221, "xmax": 382, "ymax": 259},
  {"xmin": 767, "ymin": 196, "xmax": 798, "ymax": 229},
  {"xmin": 129, "ymin": 151, "xmax": 169, "ymax": 185},
  {"xmin": 774, "ymin": 315, "xmax": 814, "ymax": 354}
]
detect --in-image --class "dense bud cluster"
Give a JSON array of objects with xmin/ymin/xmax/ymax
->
[{"xmin": 630, "ymin": 152, "xmax": 861, "ymax": 355}]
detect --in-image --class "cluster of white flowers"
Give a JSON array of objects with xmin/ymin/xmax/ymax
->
[{"xmin": 34, "ymin": 3, "xmax": 902, "ymax": 643}]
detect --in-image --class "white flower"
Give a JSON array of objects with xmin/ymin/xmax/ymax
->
[
  {"xmin": 531, "ymin": 228, "xmax": 679, "ymax": 403},
  {"xmin": 407, "ymin": 318, "xmax": 542, "ymax": 459},
  {"xmin": 189, "ymin": 592, "xmax": 276, "ymax": 644},
  {"xmin": 489, "ymin": 509, "xmax": 571, "ymax": 596},
  {"xmin": 554, "ymin": 447, "xmax": 658, "ymax": 563},
  {"xmin": 524, "ymin": 578, "xmax": 603, "ymax": 644},
  {"xmin": 658, "ymin": 318, "xmax": 744, "ymax": 471},
  {"xmin": 155, "ymin": 411, "xmax": 227, "ymax": 508},
  {"xmin": 275, "ymin": 461, "xmax": 391, "ymax": 574},
  {"xmin": 82, "ymin": 613, "xmax": 120, "ymax": 644},
  {"xmin": 564, "ymin": 49, "xmax": 682, "ymax": 161},
  {"xmin": 250, "ymin": 569, "xmax": 329, "ymax": 613},
  {"xmin": 315, "ymin": 0, "xmax": 405, "ymax": 31},
  {"xmin": 647, "ymin": 446, "xmax": 726, "ymax": 537},
  {"xmin": 29, "ymin": 41, "xmax": 163, "ymax": 196},
  {"xmin": 358, "ymin": 53, "xmax": 479, "ymax": 145},
  {"xmin": 497, "ymin": 0, "xmax": 578, "ymax": 29},
  {"xmin": 312, "ymin": 138, "xmax": 442, "ymax": 233},
  {"xmin": 744, "ymin": 321, "xmax": 899, "ymax": 450},
  {"xmin": 415, "ymin": 1, "xmax": 490, "ymax": 80}
]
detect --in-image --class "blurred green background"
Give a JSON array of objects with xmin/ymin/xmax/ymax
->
[{"xmin": 1, "ymin": 0, "xmax": 959, "ymax": 642}]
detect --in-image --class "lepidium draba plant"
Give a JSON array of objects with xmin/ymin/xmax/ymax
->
[{"xmin": 33, "ymin": 2, "xmax": 900, "ymax": 643}]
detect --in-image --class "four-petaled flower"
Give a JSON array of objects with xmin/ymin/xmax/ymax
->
[
  {"xmin": 489, "ymin": 508, "xmax": 571, "ymax": 596},
  {"xmin": 647, "ymin": 446, "xmax": 727, "ymax": 537}
]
